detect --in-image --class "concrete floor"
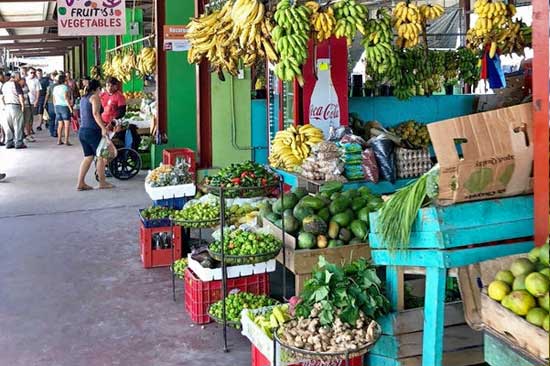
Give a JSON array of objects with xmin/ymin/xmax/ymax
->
[{"xmin": 0, "ymin": 131, "xmax": 251, "ymax": 366}]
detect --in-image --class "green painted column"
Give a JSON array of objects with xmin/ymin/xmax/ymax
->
[
  {"xmin": 122, "ymin": 8, "xmax": 144, "ymax": 92},
  {"xmin": 151, "ymin": 0, "xmax": 197, "ymax": 167},
  {"xmin": 211, "ymin": 71, "xmax": 253, "ymax": 167},
  {"xmin": 86, "ymin": 37, "xmax": 96, "ymax": 74}
]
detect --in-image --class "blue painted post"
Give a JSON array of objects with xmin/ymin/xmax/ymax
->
[
  {"xmin": 422, "ymin": 266, "xmax": 447, "ymax": 366},
  {"xmin": 386, "ymin": 266, "xmax": 403, "ymax": 311}
]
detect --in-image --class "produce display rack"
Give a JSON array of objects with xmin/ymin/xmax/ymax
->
[
  {"xmin": 170, "ymin": 219, "xmax": 217, "ymax": 302},
  {"xmin": 368, "ymin": 195, "xmax": 535, "ymax": 366},
  {"xmin": 202, "ymin": 174, "xmax": 286, "ymax": 352}
]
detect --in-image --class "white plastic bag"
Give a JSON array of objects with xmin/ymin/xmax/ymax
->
[{"xmin": 96, "ymin": 137, "xmax": 117, "ymax": 159}]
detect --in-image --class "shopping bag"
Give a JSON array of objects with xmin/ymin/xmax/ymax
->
[
  {"xmin": 42, "ymin": 109, "xmax": 49, "ymax": 121},
  {"xmin": 96, "ymin": 137, "xmax": 118, "ymax": 160},
  {"xmin": 71, "ymin": 115, "xmax": 79, "ymax": 132}
]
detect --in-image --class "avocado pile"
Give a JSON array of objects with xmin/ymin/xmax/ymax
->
[
  {"xmin": 262, "ymin": 181, "xmax": 383, "ymax": 249},
  {"xmin": 488, "ymin": 242, "xmax": 550, "ymax": 332}
]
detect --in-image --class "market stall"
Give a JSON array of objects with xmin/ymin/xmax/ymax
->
[{"xmin": 129, "ymin": 0, "xmax": 547, "ymax": 364}]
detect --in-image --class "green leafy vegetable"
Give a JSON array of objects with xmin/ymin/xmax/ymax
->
[{"xmin": 295, "ymin": 256, "xmax": 390, "ymax": 326}]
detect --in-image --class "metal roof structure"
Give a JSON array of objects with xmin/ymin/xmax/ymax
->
[{"xmin": 0, "ymin": 0, "xmax": 154, "ymax": 59}]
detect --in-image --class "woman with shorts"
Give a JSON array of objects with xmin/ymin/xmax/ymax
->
[
  {"xmin": 53, "ymin": 74, "xmax": 72, "ymax": 146},
  {"xmin": 76, "ymin": 79, "xmax": 113, "ymax": 191}
]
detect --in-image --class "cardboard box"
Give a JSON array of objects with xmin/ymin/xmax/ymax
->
[{"xmin": 428, "ymin": 103, "xmax": 533, "ymax": 205}]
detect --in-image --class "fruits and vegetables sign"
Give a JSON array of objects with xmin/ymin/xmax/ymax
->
[{"xmin": 57, "ymin": 0, "xmax": 126, "ymax": 36}]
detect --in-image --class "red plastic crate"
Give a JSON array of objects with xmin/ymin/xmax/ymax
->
[
  {"xmin": 162, "ymin": 148, "xmax": 196, "ymax": 177},
  {"xmin": 139, "ymin": 224, "xmax": 182, "ymax": 268},
  {"xmin": 252, "ymin": 345, "xmax": 363, "ymax": 366},
  {"xmin": 184, "ymin": 268, "xmax": 270, "ymax": 325}
]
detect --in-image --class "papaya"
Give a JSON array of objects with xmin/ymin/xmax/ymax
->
[
  {"xmin": 317, "ymin": 207, "xmax": 330, "ymax": 222},
  {"xmin": 328, "ymin": 221, "xmax": 340, "ymax": 239},
  {"xmin": 282, "ymin": 193, "xmax": 299, "ymax": 210},
  {"xmin": 264, "ymin": 212, "xmax": 281, "ymax": 223},
  {"xmin": 367, "ymin": 197, "xmax": 384, "ymax": 212},
  {"xmin": 302, "ymin": 215, "xmax": 328, "ymax": 235},
  {"xmin": 358, "ymin": 186, "xmax": 371, "ymax": 197},
  {"xmin": 259, "ymin": 205, "xmax": 272, "ymax": 220},
  {"xmin": 284, "ymin": 216, "xmax": 300, "ymax": 234},
  {"xmin": 292, "ymin": 187, "xmax": 308, "ymax": 199},
  {"xmin": 357, "ymin": 207, "xmax": 370, "ymax": 224},
  {"xmin": 297, "ymin": 232, "xmax": 316, "ymax": 249},
  {"xmin": 330, "ymin": 192, "xmax": 341, "ymax": 201},
  {"xmin": 350, "ymin": 220, "xmax": 368, "ymax": 240},
  {"xmin": 319, "ymin": 191, "xmax": 331, "ymax": 200},
  {"xmin": 341, "ymin": 189, "xmax": 358, "ymax": 199},
  {"xmin": 338, "ymin": 228, "xmax": 352, "ymax": 242},
  {"xmin": 329, "ymin": 197, "xmax": 351, "ymax": 215},
  {"xmin": 317, "ymin": 235, "xmax": 328, "ymax": 249},
  {"xmin": 344, "ymin": 209, "xmax": 356, "ymax": 223},
  {"xmin": 328, "ymin": 239, "xmax": 344, "ymax": 248},
  {"xmin": 293, "ymin": 204, "xmax": 314, "ymax": 222},
  {"xmin": 351, "ymin": 197, "xmax": 368, "ymax": 211},
  {"xmin": 272, "ymin": 199, "xmax": 283, "ymax": 214},
  {"xmin": 332, "ymin": 211, "xmax": 353, "ymax": 227},
  {"xmin": 300, "ymin": 196, "xmax": 325, "ymax": 210},
  {"xmin": 319, "ymin": 181, "xmax": 343, "ymax": 195}
]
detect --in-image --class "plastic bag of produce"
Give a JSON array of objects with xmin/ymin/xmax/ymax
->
[
  {"xmin": 369, "ymin": 134, "xmax": 397, "ymax": 183},
  {"xmin": 344, "ymin": 152, "xmax": 363, "ymax": 165},
  {"xmin": 344, "ymin": 165, "xmax": 365, "ymax": 180},
  {"xmin": 340, "ymin": 133, "xmax": 368, "ymax": 147},
  {"xmin": 362, "ymin": 148, "xmax": 380, "ymax": 183},
  {"xmin": 340, "ymin": 142, "xmax": 363, "ymax": 154},
  {"xmin": 328, "ymin": 126, "xmax": 354, "ymax": 141},
  {"xmin": 96, "ymin": 137, "xmax": 117, "ymax": 160}
]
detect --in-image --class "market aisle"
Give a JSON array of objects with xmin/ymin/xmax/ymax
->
[{"xmin": 0, "ymin": 133, "xmax": 250, "ymax": 366}]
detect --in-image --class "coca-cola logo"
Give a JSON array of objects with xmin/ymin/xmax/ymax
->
[{"xmin": 310, "ymin": 103, "xmax": 340, "ymax": 121}]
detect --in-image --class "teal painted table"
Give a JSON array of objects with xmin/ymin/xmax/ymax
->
[
  {"xmin": 368, "ymin": 195, "xmax": 535, "ymax": 366},
  {"xmin": 276, "ymin": 169, "xmax": 414, "ymax": 195}
]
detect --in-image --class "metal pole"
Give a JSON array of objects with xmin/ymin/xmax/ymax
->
[
  {"xmin": 279, "ymin": 177, "xmax": 287, "ymax": 300},
  {"xmin": 220, "ymin": 186, "xmax": 229, "ymax": 352}
]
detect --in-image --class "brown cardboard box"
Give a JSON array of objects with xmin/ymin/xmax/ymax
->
[{"xmin": 428, "ymin": 103, "xmax": 533, "ymax": 205}]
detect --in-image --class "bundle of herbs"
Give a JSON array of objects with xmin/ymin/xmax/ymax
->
[{"xmin": 376, "ymin": 165, "xmax": 440, "ymax": 250}]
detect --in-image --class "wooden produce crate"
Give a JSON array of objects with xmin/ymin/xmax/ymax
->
[
  {"xmin": 263, "ymin": 218, "xmax": 371, "ymax": 295},
  {"xmin": 458, "ymin": 255, "xmax": 549, "ymax": 364},
  {"xmin": 484, "ymin": 333, "xmax": 543, "ymax": 366}
]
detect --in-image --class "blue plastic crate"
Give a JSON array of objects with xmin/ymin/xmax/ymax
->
[
  {"xmin": 139, "ymin": 209, "xmax": 172, "ymax": 228},
  {"xmin": 152, "ymin": 196, "xmax": 188, "ymax": 210}
]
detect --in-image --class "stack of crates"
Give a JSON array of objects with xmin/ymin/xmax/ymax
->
[
  {"xmin": 184, "ymin": 268, "xmax": 270, "ymax": 325},
  {"xmin": 138, "ymin": 148, "xmax": 197, "ymax": 268}
]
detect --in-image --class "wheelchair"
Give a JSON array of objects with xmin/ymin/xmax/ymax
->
[{"xmin": 95, "ymin": 121, "xmax": 142, "ymax": 181}]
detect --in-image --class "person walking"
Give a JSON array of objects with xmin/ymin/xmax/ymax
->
[
  {"xmin": 18, "ymin": 78, "xmax": 35, "ymax": 143},
  {"xmin": 43, "ymin": 72, "xmax": 58, "ymax": 137},
  {"xmin": 25, "ymin": 67, "xmax": 42, "ymax": 133},
  {"xmin": 0, "ymin": 71, "xmax": 5, "ymax": 146},
  {"xmin": 36, "ymin": 68, "xmax": 49, "ymax": 131},
  {"xmin": 0, "ymin": 72, "xmax": 26, "ymax": 149},
  {"xmin": 53, "ymin": 74, "xmax": 73, "ymax": 146},
  {"xmin": 77, "ymin": 79, "xmax": 113, "ymax": 191}
]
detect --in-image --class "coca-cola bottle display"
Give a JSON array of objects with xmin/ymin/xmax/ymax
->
[{"xmin": 309, "ymin": 58, "xmax": 341, "ymax": 138}]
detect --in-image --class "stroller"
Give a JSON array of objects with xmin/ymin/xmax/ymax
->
[{"xmin": 95, "ymin": 120, "xmax": 142, "ymax": 180}]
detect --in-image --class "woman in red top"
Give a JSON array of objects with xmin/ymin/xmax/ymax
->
[{"xmin": 100, "ymin": 77, "xmax": 126, "ymax": 126}]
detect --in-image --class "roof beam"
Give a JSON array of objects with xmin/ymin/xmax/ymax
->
[
  {"xmin": 10, "ymin": 51, "xmax": 68, "ymax": 57},
  {"xmin": 0, "ymin": 20, "xmax": 57, "ymax": 29},
  {"xmin": 0, "ymin": 40, "xmax": 82, "ymax": 50},
  {"xmin": 0, "ymin": 34, "xmax": 80, "ymax": 41}
]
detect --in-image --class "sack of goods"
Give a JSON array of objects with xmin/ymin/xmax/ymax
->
[{"xmin": 300, "ymin": 141, "xmax": 346, "ymax": 182}]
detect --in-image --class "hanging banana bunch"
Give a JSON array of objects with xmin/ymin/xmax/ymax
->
[
  {"xmin": 136, "ymin": 47, "xmax": 156, "ymax": 77},
  {"xmin": 102, "ymin": 54, "xmax": 114, "ymax": 78},
  {"xmin": 419, "ymin": 4, "xmax": 444, "ymax": 21},
  {"xmin": 393, "ymin": 1, "xmax": 423, "ymax": 48},
  {"xmin": 90, "ymin": 65, "xmax": 102, "ymax": 80},
  {"xmin": 307, "ymin": 1, "xmax": 336, "ymax": 43},
  {"xmin": 333, "ymin": 0, "xmax": 368, "ymax": 46}
]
